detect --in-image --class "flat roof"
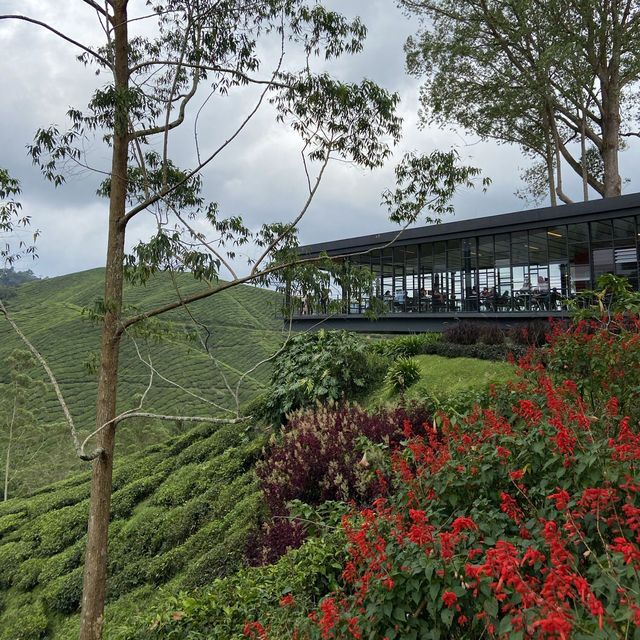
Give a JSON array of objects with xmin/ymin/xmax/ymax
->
[{"xmin": 299, "ymin": 192, "xmax": 640, "ymax": 258}]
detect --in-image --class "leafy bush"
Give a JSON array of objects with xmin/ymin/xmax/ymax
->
[
  {"xmin": 368, "ymin": 333, "xmax": 441, "ymax": 358},
  {"xmin": 253, "ymin": 404, "xmax": 431, "ymax": 564},
  {"xmin": 114, "ymin": 529, "xmax": 348, "ymax": 640},
  {"xmin": 442, "ymin": 320, "xmax": 483, "ymax": 345},
  {"xmin": 0, "ymin": 418, "xmax": 268, "ymax": 637},
  {"xmin": 0, "ymin": 597, "xmax": 48, "ymax": 640},
  {"xmin": 542, "ymin": 316, "xmax": 640, "ymax": 425},
  {"xmin": 41, "ymin": 566, "xmax": 84, "ymax": 614},
  {"xmin": 261, "ymin": 330, "xmax": 387, "ymax": 424},
  {"xmin": 508, "ymin": 319, "xmax": 551, "ymax": 346},
  {"xmin": 385, "ymin": 357, "xmax": 421, "ymax": 393},
  {"xmin": 420, "ymin": 341, "xmax": 527, "ymax": 362},
  {"xmin": 478, "ymin": 323, "xmax": 505, "ymax": 345}
]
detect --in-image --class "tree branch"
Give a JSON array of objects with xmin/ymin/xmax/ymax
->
[
  {"xmin": 122, "ymin": 52, "xmax": 282, "ymax": 226},
  {"xmin": 0, "ymin": 15, "xmax": 112, "ymax": 69},
  {"xmin": 0, "ymin": 299, "xmax": 102, "ymax": 461},
  {"xmin": 114, "ymin": 412, "xmax": 249, "ymax": 426},
  {"xmin": 251, "ymin": 146, "xmax": 332, "ymax": 276},
  {"xmin": 80, "ymin": 0, "xmax": 109, "ymax": 18},
  {"xmin": 120, "ymin": 218, "xmax": 417, "ymax": 332}
]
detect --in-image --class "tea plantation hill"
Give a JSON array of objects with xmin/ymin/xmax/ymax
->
[
  {"xmin": 0, "ymin": 268, "xmax": 282, "ymax": 494},
  {"xmin": 0, "ymin": 418, "xmax": 269, "ymax": 639}
]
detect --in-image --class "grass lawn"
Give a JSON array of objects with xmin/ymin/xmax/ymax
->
[{"xmin": 366, "ymin": 354, "xmax": 517, "ymax": 407}]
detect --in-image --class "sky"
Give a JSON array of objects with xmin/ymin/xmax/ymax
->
[{"xmin": 1, "ymin": 1, "xmax": 637, "ymax": 279}]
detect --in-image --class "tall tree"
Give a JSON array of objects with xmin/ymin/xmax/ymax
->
[
  {"xmin": 0, "ymin": 3, "xmax": 481, "ymax": 639},
  {"xmin": 400, "ymin": 0, "xmax": 640, "ymax": 202}
]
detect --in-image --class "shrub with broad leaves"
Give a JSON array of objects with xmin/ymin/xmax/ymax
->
[{"xmin": 260, "ymin": 330, "xmax": 388, "ymax": 425}]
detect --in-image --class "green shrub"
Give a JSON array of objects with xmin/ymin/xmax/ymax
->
[
  {"xmin": 11, "ymin": 558, "xmax": 43, "ymax": 591},
  {"xmin": 116, "ymin": 529, "xmax": 348, "ymax": 640},
  {"xmin": 0, "ymin": 541, "xmax": 31, "ymax": 588},
  {"xmin": 0, "ymin": 597, "xmax": 48, "ymax": 640},
  {"xmin": 261, "ymin": 330, "xmax": 379, "ymax": 424},
  {"xmin": 38, "ymin": 540, "xmax": 84, "ymax": 586},
  {"xmin": 110, "ymin": 473, "xmax": 166, "ymax": 519},
  {"xmin": 24, "ymin": 501, "xmax": 89, "ymax": 557},
  {"xmin": 0, "ymin": 511, "xmax": 25, "ymax": 537},
  {"xmin": 367, "ymin": 333, "xmax": 440, "ymax": 358},
  {"xmin": 385, "ymin": 357, "xmax": 421, "ymax": 393},
  {"xmin": 41, "ymin": 566, "xmax": 84, "ymax": 614}
]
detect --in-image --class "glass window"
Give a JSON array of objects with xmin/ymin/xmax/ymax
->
[
  {"xmin": 527, "ymin": 230, "xmax": 548, "ymax": 266},
  {"xmin": 613, "ymin": 217, "xmax": 635, "ymax": 240},
  {"xmin": 567, "ymin": 223, "xmax": 588, "ymax": 244},
  {"xmin": 569, "ymin": 243, "xmax": 590, "ymax": 293},
  {"xmin": 591, "ymin": 220, "xmax": 612, "ymax": 247},
  {"xmin": 511, "ymin": 232, "xmax": 528, "ymax": 266},
  {"xmin": 405, "ymin": 245, "xmax": 419, "ymax": 308},
  {"xmin": 613, "ymin": 218, "xmax": 638, "ymax": 287}
]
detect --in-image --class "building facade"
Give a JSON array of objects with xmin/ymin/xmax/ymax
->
[{"xmin": 294, "ymin": 193, "xmax": 640, "ymax": 332}]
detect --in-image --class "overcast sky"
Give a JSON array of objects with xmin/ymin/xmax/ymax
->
[{"xmin": 1, "ymin": 1, "xmax": 637, "ymax": 279}]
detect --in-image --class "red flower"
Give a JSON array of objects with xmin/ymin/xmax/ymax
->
[
  {"xmin": 442, "ymin": 591, "xmax": 458, "ymax": 608},
  {"xmin": 451, "ymin": 516, "xmax": 478, "ymax": 535},
  {"xmin": 279, "ymin": 594, "xmax": 295, "ymax": 607}
]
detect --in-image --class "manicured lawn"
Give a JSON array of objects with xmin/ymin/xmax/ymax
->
[{"xmin": 367, "ymin": 353, "xmax": 517, "ymax": 406}]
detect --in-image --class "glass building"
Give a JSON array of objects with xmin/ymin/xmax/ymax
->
[{"xmin": 293, "ymin": 193, "xmax": 640, "ymax": 332}]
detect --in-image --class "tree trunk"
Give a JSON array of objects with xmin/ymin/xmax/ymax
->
[
  {"xmin": 78, "ymin": 2, "xmax": 129, "ymax": 639},
  {"xmin": 600, "ymin": 75, "xmax": 622, "ymax": 198},
  {"xmin": 543, "ymin": 104, "xmax": 557, "ymax": 206}
]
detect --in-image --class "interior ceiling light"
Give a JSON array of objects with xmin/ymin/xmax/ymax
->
[{"xmin": 547, "ymin": 231, "xmax": 563, "ymax": 237}]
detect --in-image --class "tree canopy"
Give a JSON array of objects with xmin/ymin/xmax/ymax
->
[{"xmin": 401, "ymin": 0, "xmax": 640, "ymax": 203}]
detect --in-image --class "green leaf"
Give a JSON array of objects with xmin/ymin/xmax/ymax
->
[{"xmin": 484, "ymin": 598, "xmax": 498, "ymax": 618}]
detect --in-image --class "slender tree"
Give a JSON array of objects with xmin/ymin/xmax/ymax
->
[{"xmin": 400, "ymin": 0, "xmax": 640, "ymax": 201}]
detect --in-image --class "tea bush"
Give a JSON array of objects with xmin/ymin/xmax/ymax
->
[
  {"xmin": 115, "ymin": 528, "xmax": 349, "ymax": 640},
  {"xmin": 0, "ymin": 418, "xmax": 269, "ymax": 638}
]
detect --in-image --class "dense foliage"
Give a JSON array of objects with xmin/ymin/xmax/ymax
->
[
  {"xmin": 236, "ymin": 312, "xmax": 640, "ymax": 640},
  {"xmin": 253, "ymin": 404, "xmax": 431, "ymax": 564},
  {"xmin": 0, "ymin": 420, "xmax": 266, "ymax": 639},
  {"xmin": 366, "ymin": 333, "xmax": 441, "ymax": 359},
  {"xmin": 261, "ymin": 331, "xmax": 388, "ymax": 424}
]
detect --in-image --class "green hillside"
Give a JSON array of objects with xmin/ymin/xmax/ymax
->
[
  {"xmin": 0, "ymin": 269, "xmax": 283, "ymax": 494},
  {"xmin": 0, "ymin": 419, "xmax": 267, "ymax": 639}
]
